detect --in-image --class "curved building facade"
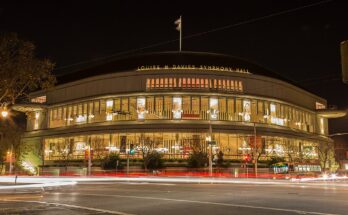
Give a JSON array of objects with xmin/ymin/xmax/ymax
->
[{"xmin": 16, "ymin": 52, "xmax": 334, "ymax": 170}]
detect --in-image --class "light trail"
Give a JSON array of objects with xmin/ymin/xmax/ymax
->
[
  {"xmin": 0, "ymin": 176, "xmax": 347, "ymax": 190},
  {"xmin": 0, "ymin": 181, "xmax": 77, "ymax": 190}
]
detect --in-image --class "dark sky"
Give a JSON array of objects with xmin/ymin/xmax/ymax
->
[{"xmin": 1, "ymin": 0, "xmax": 347, "ymax": 133}]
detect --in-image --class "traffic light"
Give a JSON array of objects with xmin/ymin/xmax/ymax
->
[{"xmin": 129, "ymin": 144, "xmax": 135, "ymax": 155}]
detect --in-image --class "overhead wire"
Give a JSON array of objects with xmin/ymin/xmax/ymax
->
[{"xmin": 55, "ymin": 0, "xmax": 333, "ymax": 73}]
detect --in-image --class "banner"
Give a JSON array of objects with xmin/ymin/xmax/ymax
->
[
  {"xmin": 172, "ymin": 97, "xmax": 182, "ymax": 119},
  {"xmin": 137, "ymin": 97, "xmax": 146, "ymax": 119},
  {"xmin": 209, "ymin": 97, "xmax": 218, "ymax": 120},
  {"xmin": 243, "ymin": 100, "xmax": 251, "ymax": 121}
]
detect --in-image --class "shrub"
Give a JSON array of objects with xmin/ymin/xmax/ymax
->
[
  {"xmin": 216, "ymin": 151, "xmax": 224, "ymax": 167},
  {"xmin": 188, "ymin": 152, "xmax": 208, "ymax": 168},
  {"xmin": 102, "ymin": 153, "xmax": 123, "ymax": 170},
  {"xmin": 144, "ymin": 151, "xmax": 164, "ymax": 170}
]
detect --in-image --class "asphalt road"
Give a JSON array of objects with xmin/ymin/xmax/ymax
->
[{"xmin": 0, "ymin": 181, "xmax": 347, "ymax": 215}]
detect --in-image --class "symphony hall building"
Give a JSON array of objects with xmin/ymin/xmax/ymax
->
[{"xmin": 14, "ymin": 51, "xmax": 341, "ymax": 171}]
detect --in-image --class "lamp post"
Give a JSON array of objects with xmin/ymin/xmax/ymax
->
[
  {"xmin": 1, "ymin": 106, "xmax": 10, "ymax": 174},
  {"xmin": 127, "ymin": 142, "xmax": 130, "ymax": 176},
  {"xmin": 1, "ymin": 105, "xmax": 8, "ymax": 118},
  {"xmin": 86, "ymin": 138, "xmax": 92, "ymax": 176},
  {"xmin": 206, "ymin": 109, "xmax": 215, "ymax": 177},
  {"xmin": 253, "ymin": 122, "xmax": 258, "ymax": 178},
  {"xmin": 206, "ymin": 134, "xmax": 213, "ymax": 177}
]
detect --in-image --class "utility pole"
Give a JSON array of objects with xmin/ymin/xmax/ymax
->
[
  {"xmin": 127, "ymin": 142, "xmax": 130, "ymax": 176},
  {"xmin": 9, "ymin": 144, "xmax": 13, "ymax": 175},
  {"xmin": 206, "ymin": 114, "xmax": 213, "ymax": 177},
  {"xmin": 87, "ymin": 138, "xmax": 92, "ymax": 176},
  {"xmin": 253, "ymin": 122, "xmax": 258, "ymax": 178}
]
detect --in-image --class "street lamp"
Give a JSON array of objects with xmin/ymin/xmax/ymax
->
[
  {"xmin": 1, "ymin": 106, "xmax": 8, "ymax": 118},
  {"xmin": 206, "ymin": 109, "xmax": 216, "ymax": 177},
  {"xmin": 205, "ymin": 135, "xmax": 213, "ymax": 177}
]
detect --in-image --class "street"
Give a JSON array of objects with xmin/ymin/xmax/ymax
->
[{"xmin": 0, "ymin": 179, "xmax": 347, "ymax": 215}]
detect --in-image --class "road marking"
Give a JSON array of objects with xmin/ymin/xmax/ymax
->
[
  {"xmin": 54, "ymin": 192, "xmax": 339, "ymax": 215},
  {"xmin": 1, "ymin": 199, "xmax": 135, "ymax": 215}
]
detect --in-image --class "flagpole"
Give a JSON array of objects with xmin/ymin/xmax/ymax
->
[{"xmin": 179, "ymin": 15, "xmax": 182, "ymax": 52}]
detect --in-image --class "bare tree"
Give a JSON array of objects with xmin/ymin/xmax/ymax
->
[
  {"xmin": 316, "ymin": 142, "xmax": 337, "ymax": 172},
  {"xmin": 283, "ymin": 140, "xmax": 299, "ymax": 163},
  {"xmin": 0, "ymin": 33, "xmax": 55, "ymax": 107},
  {"xmin": 139, "ymin": 134, "xmax": 160, "ymax": 171},
  {"xmin": 56, "ymin": 138, "xmax": 72, "ymax": 174}
]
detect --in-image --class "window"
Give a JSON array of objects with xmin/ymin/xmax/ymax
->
[
  {"xmin": 94, "ymin": 101, "xmax": 100, "ymax": 114},
  {"xmin": 316, "ymin": 102, "xmax": 326, "ymax": 110},
  {"xmin": 183, "ymin": 96, "xmax": 191, "ymax": 113},
  {"xmin": 31, "ymin": 96, "xmax": 46, "ymax": 103},
  {"xmin": 146, "ymin": 79, "xmax": 150, "ymax": 89},
  {"xmin": 145, "ymin": 77, "xmax": 243, "ymax": 92},
  {"xmin": 121, "ymin": 98, "xmax": 129, "ymax": 112},
  {"xmin": 106, "ymin": 100, "xmax": 113, "ymax": 112},
  {"xmin": 192, "ymin": 96, "xmax": 200, "ymax": 114}
]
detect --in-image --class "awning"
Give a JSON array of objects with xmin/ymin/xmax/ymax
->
[
  {"xmin": 317, "ymin": 109, "xmax": 346, "ymax": 118},
  {"xmin": 12, "ymin": 103, "xmax": 47, "ymax": 112}
]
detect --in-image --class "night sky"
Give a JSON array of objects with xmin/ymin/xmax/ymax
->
[{"xmin": 1, "ymin": 0, "xmax": 347, "ymax": 134}]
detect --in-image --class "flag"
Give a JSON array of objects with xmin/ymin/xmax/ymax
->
[{"xmin": 175, "ymin": 17, "xmax": 181, "ymax": 31}]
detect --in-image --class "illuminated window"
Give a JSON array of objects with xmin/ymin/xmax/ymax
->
[
  {"xmin": 315, "ymin": 102, "xmax": 326, "ymax": 110},
  {"xmin": 106, "ymin": 100, "xmax": 113, "ymax": 112},
  {"xmin": 239, "ymin": 81, "xmax": 243, "ymax": 91},
  {"xmin": 34, "ymin": 112, "xmax": 40, "ymax": 129},
  {"xmin": 122, "ymin": 98, "xmax": 129, "ymax": 112},
  {"xmin": 165, "ymin": 78, "xmax": 168, "ymax": 88},
  {"xmin": 160, "ymin": 78, "xmax": 164, "ymax": 88},
  {"xmin": 230, "ymin": 80, "xmax": 234, "ymax": 90},
  {"xmin": 94, "ymin": 101, "xmax": 100, "ymax": 114},
  {"xmin": 31, "ymin": 96, "xmax": 47, "ymax": 104},
  {"xmin": 146, "ymin": 79, "xmax": 150, "ymax": 89},
  {"xmin": 151, "ymin": 79, "xmax": 155, "ymax": 88},
  {"xmin": 320, "ymin": 118, "xmax": 325, "ymax": 134},
  {"xmin": 57, "ymin": 108, "xmax": 62, "ymax": 120},
  {"xmin": 156, "ymin": 78, "xmax": 159, "ymax": 87},
  {"xmin": 145, "ymin": 76, "xmax": 243, "ymax": 92},
  {"xmin": 169, "ymin": 78, "xmax": 173, "ymax": 88}
]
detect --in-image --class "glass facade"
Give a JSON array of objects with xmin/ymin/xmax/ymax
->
[
  {"xmin": 43, "ymin": 132, "xmax": 319, "ymax": 161},
  {"xmin": 46, "ymin": 94, "xmax": 321, "ymax": 134}
]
